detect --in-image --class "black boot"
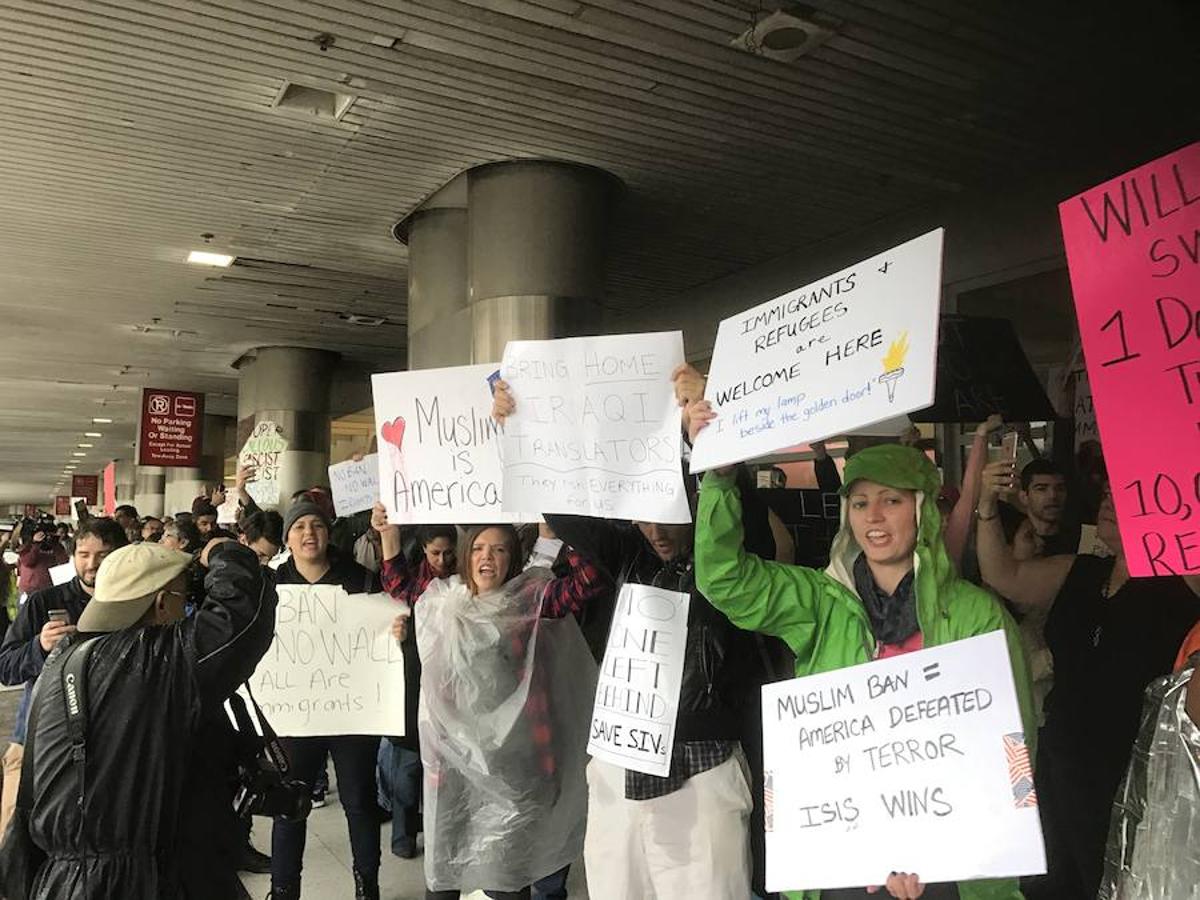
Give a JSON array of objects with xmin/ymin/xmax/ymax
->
[
  {"xmin": 354, "ymin": 869, "xmax": 380, "ymax": 900},
  {"xmin": 267, "ymin": 884, "xmax": 300, "ymax": 900}
]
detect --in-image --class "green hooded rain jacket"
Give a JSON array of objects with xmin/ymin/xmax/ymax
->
[{"xmin": 695, "ymin": 443, "xmax": 1035, "ymax": 900}]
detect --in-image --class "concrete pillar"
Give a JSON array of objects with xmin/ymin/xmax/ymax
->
[
  {"xmin": 406, "ymin": 208, "xmax": 473, "ymax": 370},
  {"xmin": 113, "ymin": 461, "xmax": 136, "ymax": 504},
  {"xmin": 466, "ymin": 160, "xmax": 620, "ymax": 362},
  {"xmin": 134, "ymin": 466, "xmax": 165, "ymax": 518},
  {"xmin": 162, "ymin": 414, "xmax": 233, "ymax": 516},
  {"xmin": 236, "ymin": 347, "xmax": 338, "ymax": 509}
]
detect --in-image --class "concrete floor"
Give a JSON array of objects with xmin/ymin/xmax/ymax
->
[{"xmin": 239, "ymin": 790, "xmax": 590, "ymax": 900}]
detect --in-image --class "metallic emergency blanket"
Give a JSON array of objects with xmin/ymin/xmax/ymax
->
[
  {"xmin": 416, "ymin": 571, "xmax": 597, "ymax": 893},
  {"xmin": 1099, "ymin": 658, "xmax": 1200, "ymax": 900}
]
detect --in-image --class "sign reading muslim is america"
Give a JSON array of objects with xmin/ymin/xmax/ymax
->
[
  {"xmin": 690, "ymin": 230, "xmax": 943, "ymax": 472},
  {"xmin": 372, "ymin": 363, "xmax": 522, "ymax": 525},
  {"xmin": 762, "ymin": 632, "xmax": 1044, "ymax": 892},
  {"xmin": 1059, "ymin": 142, "xmax": 1200, "ymax": 578}
]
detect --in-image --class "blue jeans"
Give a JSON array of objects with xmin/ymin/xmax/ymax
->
[{"xmin": 377, "ymin": 740, "xmax": 422, "ymax": 855}]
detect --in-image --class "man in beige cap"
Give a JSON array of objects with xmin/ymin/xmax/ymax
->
[{"xmin": 4, "ymin": 537, "xmax": 277, "ymax": 900}]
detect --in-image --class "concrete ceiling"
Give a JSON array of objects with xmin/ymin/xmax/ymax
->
[{"xmin": 1, "ymin": 0, "xmax": 1196, "ymax": 506}]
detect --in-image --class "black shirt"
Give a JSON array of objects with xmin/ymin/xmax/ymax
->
[{"xmin": 1042, "ymin": 554, "xmax": 1200, "ymax": 792}]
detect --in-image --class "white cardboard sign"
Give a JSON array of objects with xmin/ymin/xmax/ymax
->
[
  {"xmin": 240, "ymin": 421, "xmax": 288, "ymax": 508},
  {"xmin": 763, "ymin": 630, "xmax": 1044, "ymax": 893},
  {"xmin": 499, "ymin": 331, "xmax": 691, "ymax": 524},
  {"xmin": 372, "ymin": 364, "xmax": 521, "ymax": 525},
  {"xmin": 249, "ymin": 585, "xmax": 406, "ymax": 737},
  {"xmin": 49, "ymin": 561, "xmax": 75, "ymax": 587},
  {"xmin": 691, "ymin": 229, "xmax": 944, "ymax": 472},
  {"xmin": 328, "ymin": 454, "xmax": 380, "ymax": 517},
  {"xmin": 587, "ymin": 584, "xmax": 690, "ymax": 777}
]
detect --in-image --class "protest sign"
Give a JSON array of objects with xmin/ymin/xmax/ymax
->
[
  {"xmin": 587, "ymin": 584, "xmax": 690, "ymax": 777},
  {"xmin": 1059, "ymin": 142, "xmax": 1200, "ymax": 577},
  {"xmin": 49, "ymin": 561, "xmax": 74, "ymax": 587},
  {"xmin": 499, "ymin": 331, "xmax": 691, "ymax": 523},
  {"xmin": 1072, "ymin": 370, "xmax": 1099, "ymax": 450},
  {"xmin": 762, "ymin": 631, "xmax": 1044, "ymax": 892},
  {"xmin": 138, "ymin": 388, "xmax": 203, "ymax": 467},
  {"xmin": 909, "ymin": 316, "xmax": 1055, "ymax": 424},
  {"xmin": 372, "ymin": 363, "xmax": 518, "ymax": 525},
  {"xmin": 329, "ymin": 454, "xmax": 380, "ymax": 517},
  {"xmin": 691, "ymin": 230, "xmax": 943, "ymax": 472},
  {"xmin": 239, "ymin": 421, "xmax": 288, "ymax": 508},
  {"xmin": 248, "ymin": 584, "xmax": 405, "ymax": 737}
]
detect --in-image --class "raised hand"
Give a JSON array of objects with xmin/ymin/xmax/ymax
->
[
  {"xmin": 976, "ymin": 413, "xmax": 1004, "ymax": 438},
  {"xmin": 866, "ymin": 872, "xmax": 925, "ymax": 898},
  {"xmin": 492, "ymin": 379, "xmax": 515, "ymax": 424},
  {"xmin": 979, "ymin": 459, "xmax": 1018, "ymax": 511},
  {"xmin": 685, "ymin": 399, "xmax": 717, "ymax": 445}
]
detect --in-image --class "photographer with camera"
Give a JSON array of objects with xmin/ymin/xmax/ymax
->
[
  {"xmin": 0, "ymin": 517, "xmax": 128, "ymax": 841},
  {"xmin": 1, "ymin": 535, "xmax": 278, "ymax": 900},
  {"xmin": 13, "ymin": 516, "xmax": 69, "ymax": 597}
]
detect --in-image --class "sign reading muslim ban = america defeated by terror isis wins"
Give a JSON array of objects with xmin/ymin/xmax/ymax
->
[
  {"xmin": 690, "ymin": 229, "xmax": 943, "ymax": 472},
  {"xmin": 1059, "ymin": 141, "xmax": 1200, "ymax": 578},
  {"xmin": 762, "ymin": 631, "xmax": 1045, "ymax": 894},
  {"xmin": 247, "ymin": 584, "xmax": 405, "ymax": 738},
  {"xmin": 372, "ymin": 363, "xmax": 525, "ymax": 525},
  {"xmin": 588, "ymin": 584, "xmax": 691, "ymax": 778},
  {"xmin": 499, "ymin": 331, "xmax": 692, "ymax": 524}
]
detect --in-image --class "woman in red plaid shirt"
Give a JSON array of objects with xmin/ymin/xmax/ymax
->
[{"xmin": 408, "ymin": 521, "xmax": 606, "ymax": 900}]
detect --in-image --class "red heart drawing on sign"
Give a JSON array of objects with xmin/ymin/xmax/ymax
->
[{"xmin": 381, "ymin": 416, "xmax": 406, "ymax": 450}]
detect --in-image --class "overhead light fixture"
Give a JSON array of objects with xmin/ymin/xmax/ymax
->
[
  {"xmin": 187, "ymin": 250, "xmax": 236, "ymax": 267},
  {"xmin": 92, "ymin": 417, "xmax": 113, "ymax": 424},
  {"xmin": 71, "ymin": 452, "xmax": 87, "ymax": 457},
  {"xmin": 84, "ymin": 432, "xmax": 103, "ymax": 438},
  {"xmin": 732, "ymin": 9, "xmax": 834, "ymax": 62},
  {"xmin": 77, "ymin": 443, "xmax": 94, "ymax": 448}
]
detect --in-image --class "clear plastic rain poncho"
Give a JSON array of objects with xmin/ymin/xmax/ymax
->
[
  {"xmin": 416, "ymin": 569, "xmax": 598, "ymax": 893},
  {"xmin": 1098, "ymin": 656, "xmax": 1200, "ymax": 900}
]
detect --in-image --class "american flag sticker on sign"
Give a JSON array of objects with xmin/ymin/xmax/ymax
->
[
  {"xmin": 1003, "ymin": 732, "xmax": 1037, "ymax": 809},
  {"xmin": 764, "ymin": 770, "xmax": 775, "ymax": 833}
]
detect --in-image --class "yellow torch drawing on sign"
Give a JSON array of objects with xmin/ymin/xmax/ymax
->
[{"xmin": 878, "ymin": 332, "xmax": 909, "ymax": 403}]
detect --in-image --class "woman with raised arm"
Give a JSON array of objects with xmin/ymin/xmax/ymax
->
[
  {"xmin": 974, "ymin": 460, "xmax": 1200, "ymax": 900},
  {"xmin": 416, "ymin": 521, "xmax": 607, "ymax": 900},
  {"xmin": 688, "ymin": 399, "xmax": 1035, "ymax": 900}
]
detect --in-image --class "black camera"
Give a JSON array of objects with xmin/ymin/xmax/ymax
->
[
  {"xmin": 234, "ymin": 758, "xmax": 312, "ymax": 822},
  {"xmin": 228, "ymin": 691, "xmax": 311, "ymax": 823}
]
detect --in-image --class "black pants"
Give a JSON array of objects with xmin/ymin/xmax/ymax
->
[
  {"xmin": 1022, "ymin": 737, "xmax": 1113, "ymax": 900},
  {"xmin": 271, "ymin": 735, "xmax": 381, "ymax": 887},
  {"xmin": 426, "ymin": 890, "xmax": 530, "ymax": 900}
]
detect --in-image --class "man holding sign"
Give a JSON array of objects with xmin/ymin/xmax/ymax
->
[
  {"xmin": 688, "ymin": 397, "xmax": 1038, "ymax": 899},
  {"xmin": 493, "ymin": 382, "xmax": 772, "ymax": 900}
]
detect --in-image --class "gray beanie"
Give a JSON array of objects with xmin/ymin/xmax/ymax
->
[{"xmin": 283, "ymin": 499, "xmax": 331, "ymax": 538}]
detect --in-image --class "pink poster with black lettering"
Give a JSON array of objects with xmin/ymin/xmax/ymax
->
[{"xmin": 1059, "ymin": 142, "xmax": 1200, "ymax": 577}]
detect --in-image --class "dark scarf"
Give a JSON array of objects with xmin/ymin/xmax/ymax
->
[{"xmin": 852, "ymin": 552, "xmax": 919, "ymax": 646}]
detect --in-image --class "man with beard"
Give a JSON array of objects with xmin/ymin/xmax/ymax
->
[
  {"xmin": 1014, "ymin": 459, "xmax": 1077, "ymax": 559},
  {"xmin": 0, "ymin": 517, "xmax": 128, "ymax": 839}
]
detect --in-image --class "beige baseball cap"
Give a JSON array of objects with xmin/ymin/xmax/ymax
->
[{"xmin": 78, "ymin": 542, "xmax": 193, "ymax": 633}]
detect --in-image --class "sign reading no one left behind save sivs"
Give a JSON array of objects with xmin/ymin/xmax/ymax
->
[
  {"xmin": 1059, "ymin": 142, "xmax": 1200, "ymax": 577},
  {"xmin": 138, "ymin": 388, "xmax": 204, "ymax": 467},
  {"xmin": 587, "ymin": 584, "xmax": 690, "ymax": 778},
  {"xmin": 690, "ymin": 230, "xmax": 943, "ymax": 472},
  {"xmin": 762, "ymin": 631, "xmax": 1044, "ymax": 893}
]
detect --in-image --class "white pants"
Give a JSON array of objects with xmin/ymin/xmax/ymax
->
[{"xmin": 584, "ymin": 751, "xmax": 753, "ymax": 900}]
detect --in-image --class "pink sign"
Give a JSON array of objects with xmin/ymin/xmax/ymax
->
[{"xmin": 1059, "ymin": 142, "xmax": 1200, "ymax": 577}]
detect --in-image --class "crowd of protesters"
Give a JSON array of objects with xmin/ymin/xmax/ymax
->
[{"xmin": 0, "ymin": 367, "xmax": 1196, "ymax": 900}]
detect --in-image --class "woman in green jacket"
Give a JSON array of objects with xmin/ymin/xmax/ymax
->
[{"xmin": 689, "ymin": 410, "xmax": 1035, "ymax": 900}]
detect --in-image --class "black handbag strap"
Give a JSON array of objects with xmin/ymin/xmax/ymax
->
[{"xmin": 229, "ymin": 684, "xmax": 291, "ymax": 775}]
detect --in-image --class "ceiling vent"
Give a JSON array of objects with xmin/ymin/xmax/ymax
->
[
  {"xmin": 732, "ymin": 9, "xmax": 834, "ymax": 62},
  {"xmin": 271, "ymin": 80, "xmax": 356, "ymax": 121}
]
